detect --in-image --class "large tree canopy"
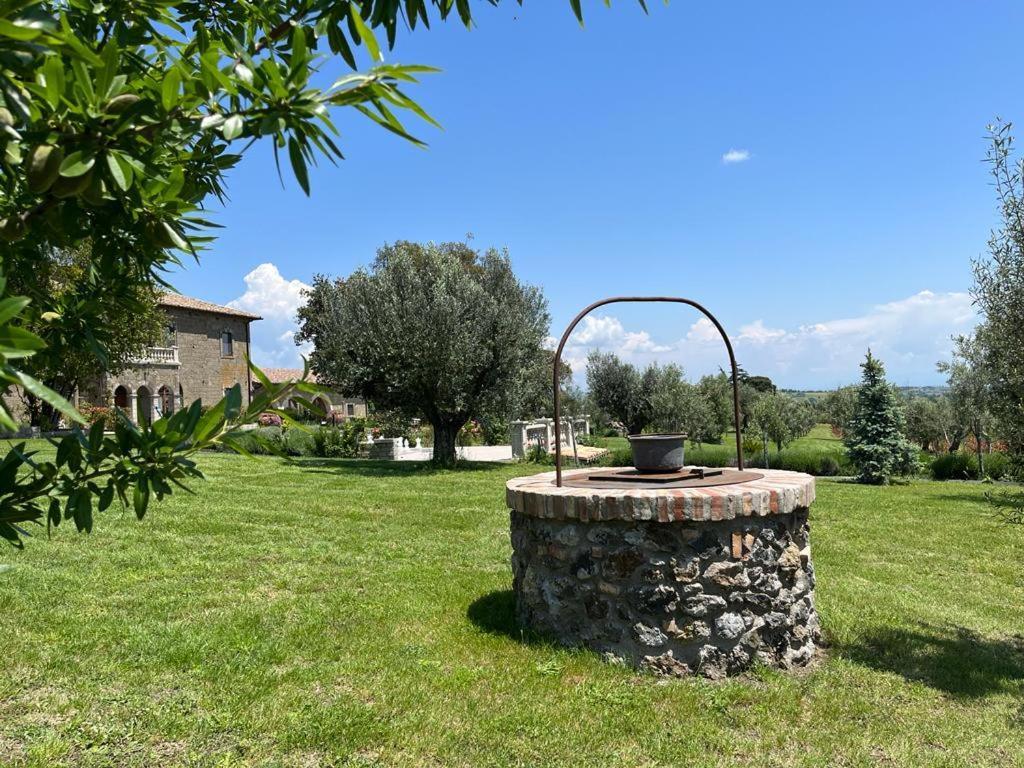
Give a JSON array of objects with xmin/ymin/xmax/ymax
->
[
  {"xmin": 11, "ymin": 243, "xmax": 165, "ymax": 428},
  {"xmin": 296, "ymin": 241, "xmax": 549, "ymax": 466},
  {"xmin": 972, "ymin": 122, "xmax": 1024, "ymax": 468}
]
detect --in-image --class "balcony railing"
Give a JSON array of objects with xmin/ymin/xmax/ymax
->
[{"xmin": 131, "ymin": 346, "xmax": 180, "ymax": 366}]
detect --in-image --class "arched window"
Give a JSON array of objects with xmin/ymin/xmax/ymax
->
[
  {"xmin": 157, "ymin": 385, "xmax": 175, "ymax": 416},
  {"xmin": 113, "ymin": 385, "xmax": 128, "ymax": 410}
]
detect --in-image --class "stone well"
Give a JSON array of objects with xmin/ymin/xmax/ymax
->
[{"xmin": 506, "ymin": 467, "xmax": 821, "ymax": 678}]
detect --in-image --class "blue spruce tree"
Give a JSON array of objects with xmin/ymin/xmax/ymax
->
[{"xmin": 844, "ymin": 351, "xmax": 918, "ymax": 484}]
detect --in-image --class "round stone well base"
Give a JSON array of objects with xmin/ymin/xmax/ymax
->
[{"xmin": 506, "ymin": 468, "xmax": 821, "ymax": 679}]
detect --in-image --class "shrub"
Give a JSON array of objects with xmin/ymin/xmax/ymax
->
[
  {"xmin": 525, "ymin": 444, "xmax": 552, "ymax": 464},
  {"xmin": 930, "ymin": 451, "xmax": 1011, "ymax": 481},
  {"xmin": 930, "ymin": 452, "xmax": 975, "ymax": 480},
  {"xmin": 311, "ymin": 420, "xmax": 365, "ymax": 458},
  {"xmin": 79, "ymin": 403, "xmax": 116, "ymax": 430},
  {"xmin": 312, "ymin": 426, "xmax": 346, "ymax": 458},
  {"xmin": 982, "ymin": 451, "xmax": 1010, "ymax": 480},
  {"xmin": 818, "ymin": 456, "xmax": 842, "ymax": 477},
  {"xmin": 282, "ymin": 428, "xmax": 315, "ymax": 457},
  {"xmin": 225, "ymin": 426, "xmax": 285, "ymax": 455}
]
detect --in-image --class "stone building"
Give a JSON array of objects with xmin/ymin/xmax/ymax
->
[
  {"xmin": 97, "ymin": 293, "xmax": 260, "ymax": 425},
  {"xmin": 254, "ymin": 368, "xmax": 367, "ymax": 422}
]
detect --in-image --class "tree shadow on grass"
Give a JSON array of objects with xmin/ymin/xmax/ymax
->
[
  {"xmin": 466, "ymin": 589, "xmax": 550, "ymax": 647},
  {"xmin": 837, "ymin": 621, "xmax": 1024, "ymax": 699},
  {"xmin": 292, "ymin": 457, "xmax": 501, "ymax": 478}
]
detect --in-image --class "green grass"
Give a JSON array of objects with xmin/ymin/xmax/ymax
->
[{"xmin": 1, "ymin": 449, "xmax": 1023, "ymax": 767}]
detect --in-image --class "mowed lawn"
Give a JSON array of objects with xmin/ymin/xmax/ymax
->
[{"xmin": 1, "ymin": 450, "xmax": 1023, "ymax": 767}]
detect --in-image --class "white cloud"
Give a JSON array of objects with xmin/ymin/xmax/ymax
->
[
  {"xmin": 557, "ymin": 314, "xmax": 673, "ymax": 377},
  {"xmin": 737, "ymin": 320, "xmax": 787, "ymax": 344},
  {"xmin": 686, "ymin": 317, "xmax": 719, "ymax": 342},
  {"xmin": 562, "ymin": 291, "xmax": 978, "ymax": 388},
  {"xmin": 228, "ymin": 263, "xmax": 311, "ymax": 368},
  {"xmin": 722, "ymin": 148, "xmax": 751, "ymax": 164}
]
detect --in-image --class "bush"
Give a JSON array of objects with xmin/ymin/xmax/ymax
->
[
  {"xmin": 930, "ymin": 452, "xmax": 975, "ymax": 480},
  {"xmin": 817, "ymin": 455, "xmax": 842, "ymax": 477},
  {"xmin": 525, "ymin": 444, "xmax": 552, "ymax": 464},
  {"xmin": 930, "ymin": 451, "xmax": 1011, "ymax": 481},
  {"xmin": 224, "ymin": 426, "xmax": 284, "ymax": 455},
  {"xmin": 312, "ymin": 426, "xmax": 346, "ymax": 458},
  {"xmin": 79, "ymin": 403, "xmax": 116, "ymax": 430},
  {"xmin": 282, "ymin": 428, "xmax": 315, "ymax": 457},
  {"xmin": 312, "ymin": 420, "xmax": 365, "ymax": 458},
  {"xmin": 983, "ymin": 451, "xmax": 1010, "ymax": 480}
]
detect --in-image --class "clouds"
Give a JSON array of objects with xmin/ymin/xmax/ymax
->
[
  {"xmin": 721, "ymin": 148, "xmax": 751, "ymax": 164},
  {"xmin": 554, "ymin": 315, "xmax": 672, "ymax": 378},
  {"xmin": 228, "ymin": 263, "xmax": 311, "ymax": 367},
  {"xmin": 227, "ymin": 263, "xmax": 976, "ymax": 389},
  {"xmin": 561, "ymin": 290, "xmax": 978, "ymax": 388}
]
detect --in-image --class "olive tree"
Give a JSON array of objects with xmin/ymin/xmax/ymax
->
[
  {"xmin": 296, "ymin": 241, "xmax": 549, "ymax": 467},
  {"xmin": 938, "ymin": 336, "xmax": 993, "ymax": 476},
  {"xmin": 585, "ymin": 353, "xmax": 650, "ymax": 435},
  {"xmin": 972, "ymin": 123, "xmax": 1024, "ymax": 468}
]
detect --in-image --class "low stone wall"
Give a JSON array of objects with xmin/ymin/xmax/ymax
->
[{"xmin": 507, "ymin": 469, "xmax": 820, "ymax": 678}]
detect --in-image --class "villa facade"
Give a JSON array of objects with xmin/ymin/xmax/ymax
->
[{"xmin": 92, "ymin": 293, "xmax": 260, "ymax": 425}]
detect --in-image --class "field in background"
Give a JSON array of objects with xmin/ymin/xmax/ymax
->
[
  {"xmin": 590, "ymin": 423, "xmax": 850, "ymax": 475},
  {"xmin": 1, "ymin": 451, "xmax": 1022, "ymax": 766}
]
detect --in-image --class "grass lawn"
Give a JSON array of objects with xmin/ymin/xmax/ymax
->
[{"xmin": 1, "ymin": 449, "xmax": 1023, "ymax": 767}]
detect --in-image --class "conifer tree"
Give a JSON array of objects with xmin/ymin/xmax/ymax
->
[{"xmin": 844, "ymin": 351, "xmax": 918, "ymax": 484}]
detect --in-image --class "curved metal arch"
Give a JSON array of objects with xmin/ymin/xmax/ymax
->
[{"xmin": 553, "ymin": 297, "xmax": 744, "ymax": 486}]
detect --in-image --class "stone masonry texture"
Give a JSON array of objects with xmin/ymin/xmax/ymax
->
[{"xmin": 507, "ymin": 469, "xmax": 821, "ymax": 678}]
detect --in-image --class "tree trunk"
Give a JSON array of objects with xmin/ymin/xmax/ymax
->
[{"xmin": 432, "ymin": 418, "xmax": 463, "ymax": 467}]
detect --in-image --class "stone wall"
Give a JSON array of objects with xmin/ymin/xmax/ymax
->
[
  {"xmin": 511, "ymin": 510, "xmax": 819, "ymax": 678},
  {"xmin": 506, "ymin": 468, "xmax": 821, "ymax": 678},
  {"xmin": 95, "ymin": 306, "xmax": 254, "ymax": 422}
]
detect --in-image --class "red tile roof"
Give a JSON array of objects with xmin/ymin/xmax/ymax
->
[
  {"xmin": 158, "ymin": 292, "xmax": 261, "ymax": 320},
  {"xmin": 258, "ymin": 367, "xmax": 320, "ymax": 384}
]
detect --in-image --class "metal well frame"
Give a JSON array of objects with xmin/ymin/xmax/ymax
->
[{"xmin": 552, "ymin": 297, "xmax": 745, "ymax": 486}]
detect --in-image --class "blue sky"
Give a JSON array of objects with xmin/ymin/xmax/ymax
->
[{"xmin": 168, "ymin": 1, "xmax": 1024, "ymax": 388}]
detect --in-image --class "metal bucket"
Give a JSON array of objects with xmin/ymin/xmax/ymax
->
[{"xmin": 628, "ymin": 433, "xmax": 687, "ymax": 473}]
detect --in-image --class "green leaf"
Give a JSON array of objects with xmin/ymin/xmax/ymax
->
[
  {"xmin": 41, "ymin": 55, "xmax": 64, "ymax": 109},
  {"xmin": 13, "ymin": 370, "xmax": 84, "ymax": 423},
  {"xmin": 132, "ymin": 476, "xmax": 149, "ymax": 519},
  {"xmin": 98, "ymin": 483, "xmax": 114, "ymax": 512},
  {"xmin": 161, "ymin": 67, "xmax": 181, "ymax": 111},
  {"xmin": 105, "ymin": 152, "xmax": 131, "ymax": 190},
  {"xmin": 0, "ymin": 296, "xmax": 30, "ymax": 326},
  {"xmin": 287, "ymin": 136, "xmax": 310, "ymax": 195},
  {"xmin": 58, "ymin": 150, "xmax": 96, "ymax": 178},
  {"xmin": 73, "ymin": 489, "xmax": 93, "ymax": 533},
  {"xmin": 349, "ymin": 5, "xmax": 382, "ymax": 62},
  {"xmin": 0, "ymin": 19, "xmax": 43, "ymax": 41},
  {"xmin": 224, "ymin": 384, "xmax": 242, "ymax": 421}
]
